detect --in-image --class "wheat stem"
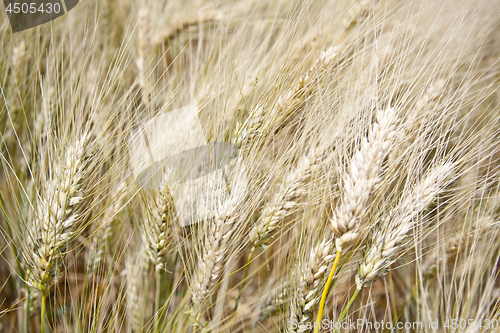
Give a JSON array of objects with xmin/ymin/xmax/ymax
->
[
  {"xmin": 313, "ymin": 249, "xmax": 341, "ymax": 333},
  {"xmin": 41, "ymin": 294, "xmax": 46, "ymax": 333},
  {"xmin": 154, "ymin": 269, "xmax": 161, "ymax": 333},
  {"xmin": 24, "ymin": 292, "xmax": 29, "ymax": 333},
  {"xmin": 333, "ymin": 286, "xmax": 361, "ymax": 333},
  {"xmin": 233, "ymin": 248, "xmax": 254, "ymax": 314}
]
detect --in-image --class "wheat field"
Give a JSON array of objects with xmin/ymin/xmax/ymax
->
[{"xmin": 1, "ymin": 0, "xmax": 500, "ymax": 332}]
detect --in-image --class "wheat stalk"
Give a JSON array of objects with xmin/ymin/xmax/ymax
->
[
  {"xmin": 257, "ymin": 284, "xmax": 288, "ymax": 321},
  {"xmin": 313, "ymin": 106, "xmax": 398, "ymax": 332}
]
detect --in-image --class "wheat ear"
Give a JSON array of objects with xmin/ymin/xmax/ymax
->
[
  {"xmin": 290, "ymin": 239, "xmax": 336, "ymax": 333},
  {"xmin": 236, "ymin": 47, "xmax": 337, "ymax": 149},
  {"xmin": 357, "ymin": 162, "xmax": 456, "ymax": 287},
  {"xmin": 191, "ymin": 197, "xmax": 239, "ymax": 315},
  {"xmin": 27, "ymin": 132, "xmax": 93, "ymax": 293},
  {"xmin": 139, "ymin": 174, "xmax": 177, "ymax": 333},
  {"xmin": 330, "ymin": 106, "xmax": 398, "ymax": 251},
  {"xmin": 276, "ymin": 46, "xmax": 337, "ymax": 111},
  {"xmin": 238, "ymin": 147, "xmax": 328, "ymax": 320},
  {"xmin": 249, "ymin": 148, "xmax": 328, "ymax": 249},
  {"xmin": 141, "ymin": 173, "xmax": 176, "ymax": 272},
  {"xmin": 26, "ymin": 132, "xmax": 93, "ymax": 333},
  {"xmin": 322, "ymin": 162, "xmax": 455, "ymax": 333}
]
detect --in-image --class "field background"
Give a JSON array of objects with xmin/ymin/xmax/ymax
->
[{"xmin": 1, "ymin": 0, "xmax": 500, "ymax": 332}]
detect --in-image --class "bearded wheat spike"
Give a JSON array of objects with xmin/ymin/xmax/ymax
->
[
  {"xmin": 330, "ymin": 107, "xmax": 398, "ymax": 251},
  {"xmin": 357, "ymin": 162, "xmax": 455, "ymax": 287},
  {"xmin": 236, "ymin": 47, "xmax": 337, "ymax": 148},
  {"xmin": 249, "ymin": 147, "xmax": 327, "ymax": 249},
  {"xmin": 277, "ymin": 46, "xmax": 337, "ymax": 109},
  {"xmin": 258, "ymin": 285, "xmax": 289, "ymax": 320},
  {"xmin": 27, "ymin": 132, "xmax": 93, "ymax": 293},
  {"xmin": 141, "ymin": 173, "xmax": 176, "ymax": 271},
  {"xmin": 289, "ymin": 239, "xmax": 336, "ymax": 333},
  {"xmin": 423, "ymin": 217, "xmax": 496, "ymax": 278},
  {"xmin": 235, "ymin": 105, "xmax": 264, "ymax": 148},
  {"xmin": 191, "ymin": 197, "xmax": 239, "ymax": 309}
]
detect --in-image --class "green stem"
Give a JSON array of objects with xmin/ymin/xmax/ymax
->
[
  {"xmin": 41, "ymin": 294, "xmax": 46, "ymax": 333},
  {"xmin": 154, "ymin": 268, "xmax": 161, "ymax": 333},
  {"xmin": 334, "ymin": 286, "xmax": 361, "ymax": 333},
  {"xmin": 24, "ymin": 291, "xmax": 30, "ymax": 333}
]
